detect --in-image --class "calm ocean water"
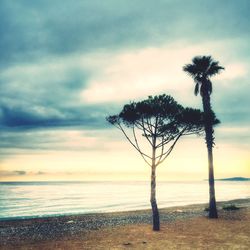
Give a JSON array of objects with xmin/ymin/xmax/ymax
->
[{"xmin": 0, "ymin": 181, "xmax": 249, "ymax": 220}]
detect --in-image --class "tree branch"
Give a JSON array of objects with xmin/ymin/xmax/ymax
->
[
  {"xmin": 146, "ymin": 117, "xmax": 154, "ymax": 133},
  {"xmin": 141, "ymin": 117, "xmax": 153, "ymax": 146},
  {"xmin": 155, "ymin": 128, "xmax": 186, "ymax": 166},
  {"xmin": 156, "ymin": 137, "xmax": 173, "ymax": 148},
  {"xmin": 118, "ymin": 124, "xmax": 152, "ymax": 167},
  {"xmin": 132, "ymin": 126, "xmax": 152, "ymax": 160},
  {"xmin": 135, "ymin": 120, "xmax": 151, "ymax": 134}
]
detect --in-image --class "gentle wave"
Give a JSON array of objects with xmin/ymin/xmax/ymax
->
[{"xmin": 0, "ymin": 181, "xmax": 249, "ymax": 220}]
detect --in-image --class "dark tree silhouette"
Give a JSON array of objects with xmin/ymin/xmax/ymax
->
[
  {"xmin": 107, "ymin": 94, "xmax": 218, "ymax": 231},
  {"xmin": 183, "ymin": 55, "xmax": 224, "ymax": 218}
]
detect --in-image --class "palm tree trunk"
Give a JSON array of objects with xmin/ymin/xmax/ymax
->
[
  {"xmin": 150, "ymin": 164, "xmax": 160, "ymax": 230},
  {"xmin": 202, "ymin": 94, "xmax": 218, "ymax": 218}
]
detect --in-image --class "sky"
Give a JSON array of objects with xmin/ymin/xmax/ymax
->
[{"xmin": 0, "ymin": 0, "xmax": 249, "ymax": 181}]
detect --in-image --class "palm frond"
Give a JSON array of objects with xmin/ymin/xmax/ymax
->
[
  {"xmin": 201, "ymin": 56, "xmax": 212, "ymax": 72},
  {"xmin": 194, "ymin": 83, "xmax": 199, "ymax": 96},
  {"xmin": 207, "ymin": 63, "xmax": 225, "ymax": 76},
  {"xmin": 183, "ymin": 64, "xmax": 197, "ymax": 77},
  {"xmin": 192, "ymin": 56, "xmax": 203, "ymax": 66},
  {"xmin": 194, "ymin": 75, "xmax": 202, "ymax": 83},
  {"xmin": 183, "ymin": 55, "xmax": 224, "ymax": 96},
  {"xmin": 207, "ymin": 79, "xmax": 212, "ymax": 95},
  {"xmin": 199, "ymin": 79, "xmax": 212, "ymax": 96},
  {"xmin": 200, "ymin": 83, "xmax": 205, "ymax": 96},
  {"xmin": 191, "ymin": 56, "xmax": 212, "ymax": 74}
]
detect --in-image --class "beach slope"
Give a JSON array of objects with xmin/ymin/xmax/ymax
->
[{"xmin": 0, "ymin": 199, "xmax": 249, "ymax": 249}]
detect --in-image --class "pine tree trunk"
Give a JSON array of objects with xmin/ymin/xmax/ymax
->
[
  {"xmin": 150, "ymin": 165, "xmax": 160, "ymax": 230},
  {"xmin": 202, "ymin": 94, "xmax": 218, "ymax": 218}
]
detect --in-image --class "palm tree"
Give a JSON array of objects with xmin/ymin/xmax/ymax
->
[{"xmin": 183, "ymin": 56, "xmax": 224, "ymax": 218}]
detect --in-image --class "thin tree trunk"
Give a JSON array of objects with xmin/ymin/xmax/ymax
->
[
  {"xmin": 207, "ymin": 142, "xmax": 218, "ymax": 218},
  {"xmin": 150, "ymin": 164, "xmax": 160, "ymax": 230},
  {"xmin": 150, "ymin": 121, "xmax": 160, "ymax": 231},
  {"xmin": 202, "ymin": 94, "xmax": 218, "ymax": 218}
]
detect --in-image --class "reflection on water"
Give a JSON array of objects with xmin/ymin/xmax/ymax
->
[{"xmin": 0, "ymin": 181, "xmax": 249, "ymax": 219}]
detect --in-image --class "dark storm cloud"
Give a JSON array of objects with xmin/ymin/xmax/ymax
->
[
  {"xmin": 213, "ymin": 78, "xmax": 250, "ymax": 126},
  {"xmin": 0, "ymin": 60, "xmax": 113, "ymax": 130},
  {"xmin": 0, "ymin": 119, "xmax": 117, "ymax": 157},
  {"xmin": 0, "ymin": 170, "xmax": 49, "ymax": 177},
  {"xmin": 1, "ymin": 0, "xmax": 250, "ymax": 67},
  {"xmin": 14, "ymin": 171, "xmax": 26, "ymax": 175},
  {"xmin": 0, "ymin": 170, "xmax": 26, "ymax": 176},
  {"xmin": 0, "ymin": 104, "xmax": 110, "ymax": 129}
]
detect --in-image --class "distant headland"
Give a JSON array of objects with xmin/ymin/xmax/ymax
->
[{"xmin": 216, "ymin": 177, "xmax": 250, "ymax": 181}]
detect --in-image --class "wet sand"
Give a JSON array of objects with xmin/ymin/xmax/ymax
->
[{"xmin": 0, "ymin": 198, "xmax": 249, "ymax": 249}]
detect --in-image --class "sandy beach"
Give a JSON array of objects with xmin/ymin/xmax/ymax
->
[{"xmin": 1, "ymin": 198, "xmax": 249, "ymax": 250}]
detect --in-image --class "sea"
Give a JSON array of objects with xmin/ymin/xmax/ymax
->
[{"xmin": 0, "ymin": 181, "xmax": 249, "ymax": 220}]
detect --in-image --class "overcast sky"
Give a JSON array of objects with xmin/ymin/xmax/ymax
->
[{"xmin": 0, "ymin": 0, "xmax": 249, "ymax": 181}]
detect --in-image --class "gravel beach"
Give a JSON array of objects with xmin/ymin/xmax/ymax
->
[{"xmin": 0, "ymin": 198, "xmax": 249, "ymax": 249}]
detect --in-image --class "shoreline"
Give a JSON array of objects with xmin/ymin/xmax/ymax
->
[
  {"xmin": 1, "ymin": 198, "xmax": 250, "ymax": 249},
  {"xmin": 1, "ymin": 197, "xmax": 249, "ymax": 222}
]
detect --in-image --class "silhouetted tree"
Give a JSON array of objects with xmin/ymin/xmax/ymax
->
[
  {"xmin": 183, "ymin": 55, "xmax": 224, "ymax": 218},
  {"xmin": 107, "ymin": 94, "xmax": 218, "ymax": 231}
]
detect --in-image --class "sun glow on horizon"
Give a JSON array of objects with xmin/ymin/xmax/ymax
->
[{"xmin": 1, "ymin": 135, "xmax": 249, "ymax": 182}]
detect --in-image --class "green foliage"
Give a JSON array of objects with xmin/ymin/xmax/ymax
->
[
  {"xmin": 119, "ymin": 95, "xmax": 181, "ymax": 126},
  {"xmin": 183, "ymin": 55, "xmax": 224, "ymax": 96},
  {"xmin": 183, "ymin": 56, "xmax": 224, "ymax": 78},
  {"xmin": 106, "ymin": 115, "xmax": 120, "ymax": 125},
  {"xmin": 183, "ymin": 55, "xmax": 224, "ymax": 219},
  {"xmin": 106, "ymin": 94, "xmax": 220, "ymax": 167},
  {"xmin": 107, "ymin": 94, "xmax": 219, "ymax": 136},
  {"xmin": 222, "ymin": 204, "xmax": 240, "ymax": 211}
]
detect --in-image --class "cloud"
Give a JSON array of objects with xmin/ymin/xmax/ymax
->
[
  {"xmin": 1, "ymin": 0, "xmax": 249, "ymax": 67},
  {"xmin": 216, "ymin": 126, "xmax": 250, "ymax": 148},
  {"xmin": 0, "ymin": 170, "xmax": 49, "ymax": 177},
  {"xmin": 212, "ymin": 77, "xmax": 250, "ymax": 125},
  {"xmin": 81, "ymin": 40, "xmax": 249, "ymax": 106},
  {"xmin": 0, "ymin": 170, "xmax": 27, "ymax": 176},
  {"xmin": 14, "ymin": 170, "xmax": 26, "ymax": 175},
  {"xmin": 0, "ymin": 129, "xmax": 116, "ymax": 154},
  {"xmin": 0, "ymin": 0, "xmax": 249, "ymax": 168},
  {"xmin": 216, "ymin": 63, "xmax": 247, "ymax": 81},
  {"xmin": 0, "ymin": 128, "xmax": 129, "ymax": 163},
  {"xmin": 0, "ymin": 54, "xmax": 116, "ymax": 130},
  {"xmin": 37, "ymin": 171, "xmax": 46, "ymax": 175},
  {"xmin": 0, "ymin": 104, "xmax": 108, "ymax": 129},
  {"xmin": 1, "ymin": 1, "xmax": 249, "ymax": 130},
  {"xmin": 81, "ymin": 44, "xmax": 193, "ymax": 103}
]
